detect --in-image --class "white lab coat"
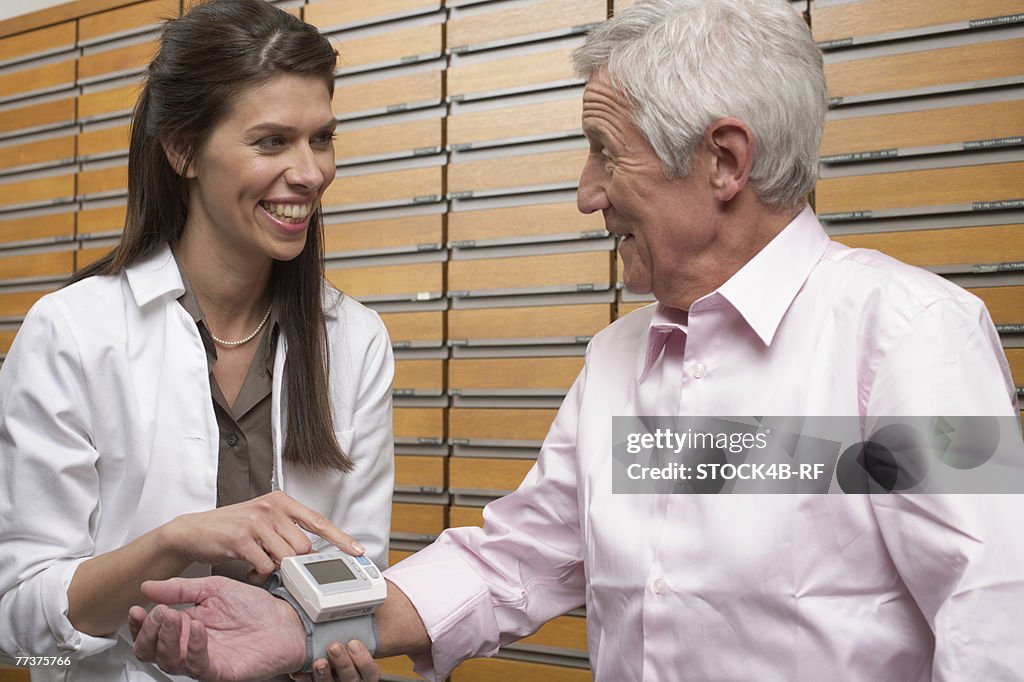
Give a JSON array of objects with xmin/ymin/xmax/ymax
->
[{"xmin": 0, "ymin": 244, "xmax": 394, "ymax": 680}]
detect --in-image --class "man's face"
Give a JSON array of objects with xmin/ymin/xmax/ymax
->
[{"xmin": 577, "ymin": 68, "xmax": 718, "ymax": 308}]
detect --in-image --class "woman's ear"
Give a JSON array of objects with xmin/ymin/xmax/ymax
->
[{"xmin": 161, "ymin": 138, "xmax": 196, "ymax": 178}]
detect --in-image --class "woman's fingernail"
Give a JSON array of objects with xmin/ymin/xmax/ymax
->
[
  {"xmin": 351, "ymin": 541, "xmax": 365, "ymax": 555},
  {"xmin": 347, "ymin": 640, "xmax": 364, "ymax": 655},
  {"xmin": 329, "ymin": 644, "xmax": 343, "ymax": 657},
  {"xmin": 314, "ymin": 663, "xmax": 327, "ymax": 678}
]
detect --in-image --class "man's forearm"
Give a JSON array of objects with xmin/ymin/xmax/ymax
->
[{"xmin": 374, "ymin": 580, "xmax": 431, "ymax": 657}]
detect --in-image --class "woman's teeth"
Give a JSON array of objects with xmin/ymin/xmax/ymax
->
[{"xmin": 261, "ymin": 202, "xmax": 310, "ymax": 223}]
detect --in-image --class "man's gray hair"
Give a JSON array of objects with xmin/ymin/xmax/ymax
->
[{"xmin": 573, "ymin": 0, "xmax": 827, "ymax": 208}]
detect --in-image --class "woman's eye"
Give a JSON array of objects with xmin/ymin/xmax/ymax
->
[
  {"xmin": 312, "ymin": 132, "xmax": 337, "ymax": 147},
  {"xmin": 256, "ymin": 136, "xmax": 286, "ymax": 150}
]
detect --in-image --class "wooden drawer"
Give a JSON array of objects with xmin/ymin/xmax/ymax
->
[
  {"xmin": 323, "ymin": 165, "xmax": 442, "ymax": 209},
  {"xmin": 448, "ymin": 504, "xmax": 485, "ymax": 528},
  {"xmin": 336, "ymin": 21, "xmax": 441, "ymax": 72},
  {"xmin": 449, "ymin": 146, "xmax": 586, "ymax": 195},
  {"xmin": 449, "ymin": 251, "xmax": 611, "ymax": 295},
  {"xmin": 449, "ymin": 94, "xmax": 582, "ymax": 148},
  {"xmin": 0, "ymin": 287, "xmax": 52, "ymax": 318},
  {"xmin": 449, "ymin": 407, "xmax": 557, "ymax": 443},
  {"xmin": 78, "ymin": 39, "xmax": 158, "ymax": 83},
  {"xmin": 0, "ymin": 249, "xmax": 74, "ymax": 283},
  {"xmin": 0, "ymin": 59, "xmax": 74, "ymax": 100},
  {"xmin": 394, "ymin": 358, "xmax": 445, "ymax": 393},
  {"xmin": 76, "ymin": 243, "xmax": 113, "ymax": 271},
  {"xmin": 970, "ymin": 286, "xmax": 1024, "ymax": 326},
  {"xmin": 0, "ymin": 96, "xmax": 75, "ymax": 135},
  {"xmin": 815, "ymin": 161, "xmax": 1024, "ymax": 215},
  {"xmin": 388, "ymin": 548, "xmax": 417, "ymax": 566},
  {"xmin": 0, "ymin": 133, "xmax": 75, "ymax": 173},
  {"xmin": 79, "ymin": 0, "xmax": 178, "ymax": 44},
  {"xmin": 448, "ymin": 42, "xmax": 579, "ymax": 99},
  {"xmin": 449, "ymin": 356, "xmax": 583, "ymax": 393},
  {"xmin": 333, "ymin": 68, "xmax": 441, "ymax": 117},
  {"xmin": 335, "ymin": 116, "xmax": 441, "ymax": 162},
  {"xmin": 305, "ymin": 0, "xmax": 439, "ymax": 31},
  {"xmin": 826, "ymin": 38, "xmax": 1024, "ymax": 102},
  {"xmin": 450, "ymin": 199, "xmax": 603, "ymax": 245},
  {"xmin": 0, "ymin": 328, "xmax": 18, "ymax": 354},
  {"xmin": 394, "ymin": 454, "xmax": 446, "ymax": 492},
  {"xmin": 393, "ymin": 406, "xmax": 445, "ymax": 441},
  {"xmin": 517, "ymin": 615, "xmax": 587, "ymax": 654},
  {"xmin": 822, "ymin": 98, "xmax": 1024, "ymax": 159},
  {"xmin": 78, "ymin": 82, "xmax": 142, "ymax": 122},
  {"xmin": 377, "ymin": 655, "xmax": 419, "ymax": 680},
  {"xmin": 379, "ymin": 309, "xmax": 445, "ymax": 345},
  {"xmin": 77, "ymin": 164, "xmax": 128, "ymax": 198},
  {"xmin": 833, "ymin": 224, "xmax": 1024, "ymax": 268},
  {"xmin": 618, "ymin": 300, "xmax": 654, "ymax": 317},
  {"xmin": 78, "ymin": 122, "xmax": 130, "ymax": 159},
  {"xmin": 325, "ymin": 213, "xmax": 442, "ymax": 254},
  {"xmin": 391, "ymin": 501, "xmax": 446, "ymax": 539},
  {"xmin": 449, "ymin": 457, "xmax": 533, "ymax": 494},
  {"xmin": 325, "ymin": 261, "xmax": 443, "ymax": 300},
  {"xmin": 1006, "ymin": 348, "xmax": 1024, "ymax": 387},
  {"xmin": 0, "ymin": 210, "xmax": 74, "ymax": 248},
  {"xmin": 0, "ymin": 21, "xmax": 74, "ymax": 65},
  {"xmin": 447, "ymin": 0, "xmax": 605, "ymax": 50},
  {"xmin": 451, "ymin": 658, "xmax": 590, "ymax": 682},
  {"xmin": 0, "ymin": 173, "xmax": 75, "ymax": 210},
  {"xmin": 77, "ymin": 203, "xmax": 126, "ymax": 236},
  {"xmin": 812, "ymin": 0, "xmax": 1024, "ymax": 44},
  {"xmin": 449, "ymin": 304, "xmax": 611, "ymax": 343}
]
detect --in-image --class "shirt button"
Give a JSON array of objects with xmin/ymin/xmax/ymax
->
[
  {"xmin": 692, "ymin": 362, "xmax": 706, "ymax": 379},
  {"xmin": 227, "ymin": 434, "xmax": 239, "ymax": 447},
  {"xmin": 653, "ymin": 578, "xmax": 667, "ymax": 594}
]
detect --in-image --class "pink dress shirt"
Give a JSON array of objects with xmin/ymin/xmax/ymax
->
[{"xmin": 385, "ymin": 207, "xmax": 1022, "ymax": 681}]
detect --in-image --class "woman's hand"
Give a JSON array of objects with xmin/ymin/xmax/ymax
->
[{"xmin": 162, "ymin": 490, "xmax": 365, "ymax": 581}]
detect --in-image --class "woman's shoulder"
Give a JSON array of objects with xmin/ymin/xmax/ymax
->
[{"xmin": 33, "ymin": 273, "xmax": 128, "ymax": 323}]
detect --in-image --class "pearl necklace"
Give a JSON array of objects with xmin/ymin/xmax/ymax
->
[{"xmin": 210, "ymin": 304, "xmax": 272, "ymax": 347}]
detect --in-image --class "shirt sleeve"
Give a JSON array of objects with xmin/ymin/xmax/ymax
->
[
  {"xmin": 865, "ymin": 294, "xmax": 1024, "ymax": 679},
  {"xmin": 384, "ymin": 357, "xmax": 590, "ymax": 681},
  {"xmin": 0, "ymin": 297, "xmax": 118, "ymax": 657}
]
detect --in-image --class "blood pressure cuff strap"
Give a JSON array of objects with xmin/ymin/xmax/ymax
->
[{"xmin": 265, "ymin": 572, "xmax": 380, "ymax": 673}]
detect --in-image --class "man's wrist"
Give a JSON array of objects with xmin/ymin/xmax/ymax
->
[{"xmin": 274, "ymin": 593, "xmax": 311, "ymax": 673}]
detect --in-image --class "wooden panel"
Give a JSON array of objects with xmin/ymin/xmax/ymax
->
[
  {"xmin": 447, "ymin": 0, "xmax": 605, "ymax": 49},
  {"xmin": 388, "ymin": 548, "xmax": 417, "ymax": 565},
  {"xmin": 0, "ymin": 173, "xmax": 75, "ymax": 209},
  {"xmin": 449, "ymin": 408, "xmax": 557, "ymax": 442},
  {"xmin": 518, "ymin": 615, "xmax": 587, "ymax": 653},
  {"xmin": 822, "ymin": 99, "xmax": 1024, "ymax": 157},
  {"xmin": 825, "ymin": 39, "xmax": 1024, "ymax": 101},
  {"xmin": 77, "ymin": 164, "xmax": 127, "ymax": 197},
  {"xmin": 833, "ymin": 224, "xmax": 1024, "ymax": 268},
  {"xmin": 449, "ymin": 304, "xmax": 611, "ymax": 342},
  {"xmin": 379, "ymin": 309, "xmax": 444, "ymax": 344},
  {"xmin": 970, "ymin": 286, "xmax": 1024, "ymax": 325},
  {"xmin": 337, "ymin": 22, "xmax": 441, "ymax": 72},
  {"xmin": 391, "ymin": 501, "xmax": 446, "ymax": 537},
  {"xmin": 450, "ymin": 200, "xmax": 603, "ymax": 244},
  {"xmin": 449, "ymin": 147, "xmax": 586, "ymax": 194},
  {"xmin": 394, "ymin": 358, "xmax": 445, "ymax": 392},
  {"xmin": 0, "ymin": 96, "xmax": 75, "ymax": 135},
  {"xmin": 77, "ymin": 203, "xmax": 125, "ymax": 235},
  {"xmin": 0, "ymin": 21, "xmax": 75, "ymax": 64},
  {"xmin": 336, "ymin": 117, "xmax": 440, "ymax": 161},
  {"xmin": 333, "ymin": 69, "xmax": 441, "ymax": 116},
  {"xmin": 323, "ymin": 166, "xmax": 441, "ymax": 208},
  {"xmin": 78, "ymin": 39, "xmax": 157, "ymax": 82},
  {"xmin": 450, "ymin": 457, "xmax": 533, "ymax": 493},
  {"xmin": 815, "ymin": 162, "xmax": 1024, "ymax": 215},
  {"xmin": 0, "ymin": 329, "xmax": 17, "ymax": 354},
  {"xmin": 324, "ymin": 261, "xmax": 443, "ymax": 299},
  {"xmin": 76, "ymin": 243, "xmax": 112, "ymax": 270},
  {"xmin": 305, "ymin": 0, "xmax": 439, "ymax": 30},
  {"xmin": 394, "ymin": 454, "xmax": 446, "ymax": 490},
  {"xmin": 449, "ymin": 96, "xmax": 582, "ymax": 147},
  {"xmin": 325, "ymin": 213, "xmax": 442, "ymax": 254},
  {"xmin": 449, "ymin": 504, "xmax": 484, "ymax": 528},
  {"xmin": 449, "ymin": 356, "xmax": 583, "ymax": 391},
  {"xmin": 393, "ymin": 406, "xmax": 445, "ymax": 440},
  {"xmin": 0, "ymin": 211, "xmax": 74, "ymax": 247},
  {"xmin": 812, "ymin": 0, "xmax": 1024, "ymax": 43},
  {"xmin": 1006, "ymin": 348, "xmax": 1024, "ymax": 386},
  {"xmin": 618, "ymin": 300, "xmax": 654, "ymax": 317},
  {"xmin": 0, "ymin": 287, "xmax": 52, "ymax": 318},
  {"xmin": 0, "ymin": 59, "xmax": 75, "ymax": 100},
  {"xmin": 377, "ymin": 655, "xmax": 419, "ymax": 679},
  {"xmin": 0, "ymin": 133, "xmax": 75, "ymax": 172},
  {"xmin": 451, "ymin": 658, "xmax": 591, "ymax": 682},
  {"xmin": 0, "ymin": 250, "xmax": 74, "ymax": 282},
  {"xmin": 448, "ymin": 44, "xmax": 577, "ymax": 98},
  {"xmin": 78, "ymin": 122, "xmax": 130, "ymax": 158},
  {"xmin": 448, "ymin": 251, "xmax": 611, "ymax": 294},
  {"xmin": 77, "ymin": 82, "xmax": 142, "ymax": 121},
  {"xmin": 79, "ymin": 0, "xmax": 177, "ymax": 43}
]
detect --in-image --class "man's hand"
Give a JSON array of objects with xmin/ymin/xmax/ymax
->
[{"xmin": 129, "ymin": 576, "xmax": 307, "ymax": 681}]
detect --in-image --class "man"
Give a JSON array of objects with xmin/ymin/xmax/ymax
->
[{"xmin": 132, "ymin": 0, "xmax": 1023, "ymax": 679}]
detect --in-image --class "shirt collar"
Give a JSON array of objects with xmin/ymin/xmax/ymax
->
[{"xmin": 639, "ymin": 304, "xmax": 688, "ymax": 383}]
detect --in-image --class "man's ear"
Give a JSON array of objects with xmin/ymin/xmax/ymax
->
[
  {"xmin": 704, "ymin": 117, "xmax": 754, "ymax": 203},
  {"xmin": 161, "ymin": 138, "xmax": 196, "ymax": 178}
]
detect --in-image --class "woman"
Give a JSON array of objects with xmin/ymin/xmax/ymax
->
[{"xmin": 0, "ymin": 0, "xmax": 393, "ymax": 679}]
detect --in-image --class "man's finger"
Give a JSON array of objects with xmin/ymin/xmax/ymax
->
[
  {"xmin": 140, "ymin": 577, "xmax": 212, "ymax": 606},
  {"xmin": 154, "ymin": 607, "xmax": 188, "ymax": 673},
  {"xmin": 128, "ymin": 605, "xmax": 146, "ymax": 640},
  {"xmin": 183, "ymin": 619, "xmax": 212, "ymax": 679},
  {"xmin": 133, "ymin": 606, "xmax": 165, "ymax": 662}
]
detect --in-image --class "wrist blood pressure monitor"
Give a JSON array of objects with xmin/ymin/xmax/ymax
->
[{"xmin": 280, "ymin": 550, "xmax": 387, "ymax": 623}]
